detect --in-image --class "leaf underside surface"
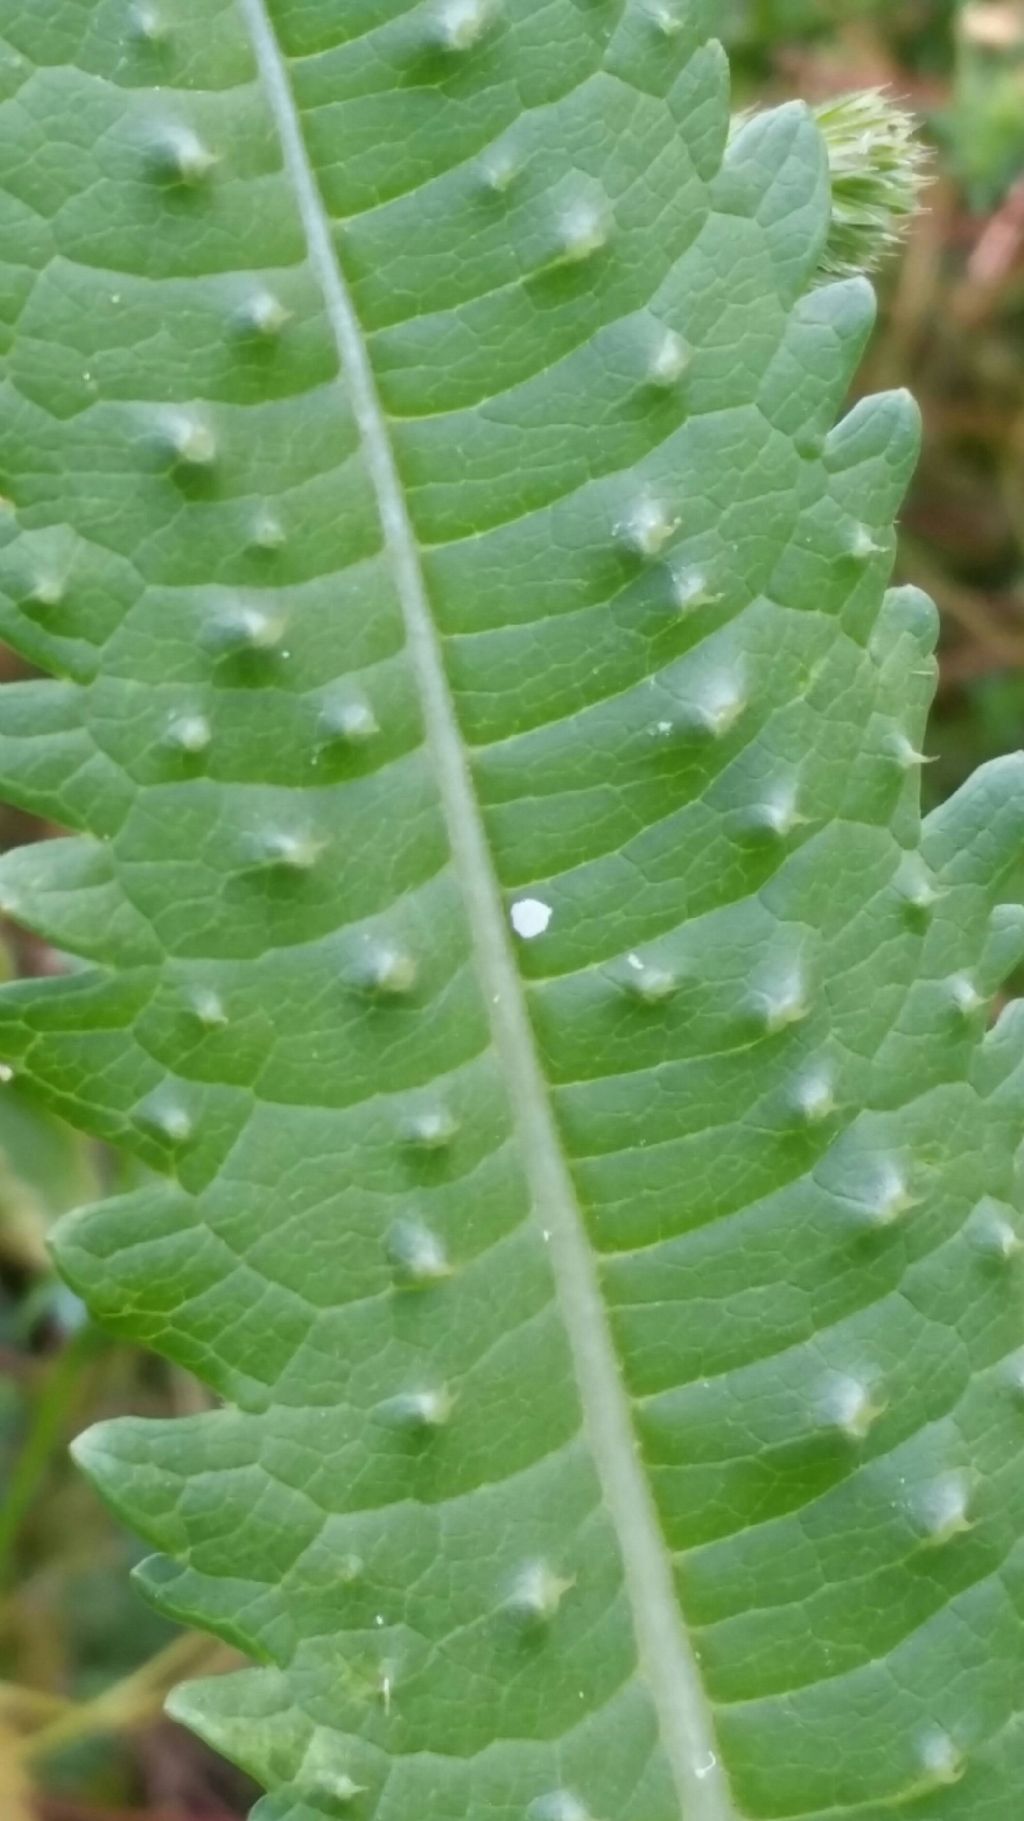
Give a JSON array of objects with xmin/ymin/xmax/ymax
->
[{"xmin": 0, "ymin": 3, "xmax": 1022, "ymax": 1818}]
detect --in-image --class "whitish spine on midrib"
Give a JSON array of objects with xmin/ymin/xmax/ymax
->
[{"xmin": 237, "ymin": 4, "xmax": 733, "ymax": 1815}]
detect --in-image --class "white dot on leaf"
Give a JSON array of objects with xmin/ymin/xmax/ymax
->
[{"xmin": 510, "ymin": 897, "xmax": 553, "ymax": 939}]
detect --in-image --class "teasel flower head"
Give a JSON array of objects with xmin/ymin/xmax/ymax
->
[{"xmin": 812, "ymin": 88, "xmax": 932, "ymax": 280}]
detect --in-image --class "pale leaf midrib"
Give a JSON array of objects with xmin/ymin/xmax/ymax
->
[{"xmin": 237, "ymin": 3, "xmax": 733, "ymax": 1814}]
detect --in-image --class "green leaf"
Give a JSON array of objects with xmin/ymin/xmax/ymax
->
[{"xmin": 0, "ymin": 3, "xmax": 1020, "ymax": 1818}]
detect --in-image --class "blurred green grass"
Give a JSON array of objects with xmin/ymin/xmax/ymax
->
[{"xmin": 1, "ymin": 4, "xmax": 1022, "ymax": 1817}]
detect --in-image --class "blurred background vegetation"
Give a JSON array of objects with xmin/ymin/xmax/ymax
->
[{"xmin": 1, "ymin": 3, "xmax": 1023, "ymax": 1817}]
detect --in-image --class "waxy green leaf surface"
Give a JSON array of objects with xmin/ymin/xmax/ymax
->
[{"xmin": 0, "ymin": 3, "xmax": 1022, "ymax": 1817}]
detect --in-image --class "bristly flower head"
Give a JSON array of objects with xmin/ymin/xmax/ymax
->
[{"xmin": 812, "ymin": 88, "xmax": 932, "ymax": 281}]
